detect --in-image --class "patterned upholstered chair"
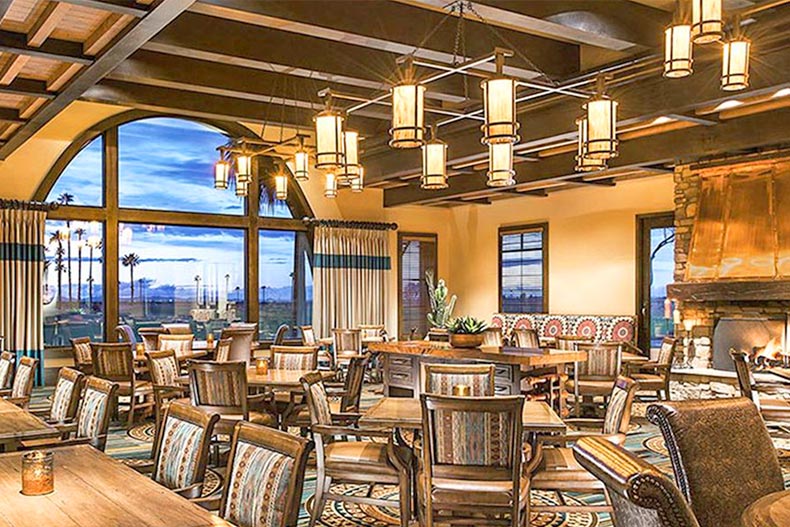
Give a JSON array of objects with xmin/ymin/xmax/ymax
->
[
  {"xmin": 529, "ymin": 376, "xmax": 639, "ymax": 514},
  {"xmin": 359, "ymin": 324, "xmax": 386, "ymax": 343},
  {"xmin": 195, "ymin": 422, "xmax": 311, "ymax": 527},
  {"xmin": 730, "ymin": 349, "xmax": 790, "ymax": 428},
  {"xmin": 565, "ymin": 341, "xmax": 622, "ymax": 416},
  {"xmin": 0, "ymin": 356, "xmax": 38, "ymax": 408},
  {"xmin": 0, "ymin": 351, "xmax": 14, "ymax": 389},
  {"xmin": 481, "ymin": 327, "xmax": 504, "ymax": 347},
  {"xmin": 299, "ymin": 325, "xmax": 317, "ymax": 346},
  {"xmin": 512, "ymin": 328, "xmax": 540, "ymax": 348},
  {"xmin": 556, "ymin": 335, "xmax": 593, "ymax": 351},
  {"xmin": 271, "ymin": 345, "xmax": 319, "ymax": 370},
  {"xmin": 157, "ymin": 334, "xmax": 194, "ymax": 358},
  {"xmin": 145, "ymin": 350, "xmax": 189, "ymax": 444},
  {"xmin": 628, "ymin": 337, "xmax": 676, "ymax": 400},
  {"xmin": 21, "ymin": 376, "xmax": 119, "ymax": 451},
  {"xmin": 419, "ymin": 393, "xmax": 527, "ymax": 527},
  {"xmin": 163, "ymin": 323, "xmax": 192, "ymax": 334},
  {"xmin": 91, "ymin": 342, "xmax": 153, "ymax": 427},
  {"xmin": 115, "ymin": 324, "xmax": 137, "ymax": 345},
  {"xmin": 70, "ymin": 336, "xmax": 93, "ymax": 374},
  {"xmin": 422, "ymin": 363, "xmax": 496, "ymax": 396},
  {"xmin": 647, "ymin": 398, "xmax": 784, "ymax": 527},
  {"xmin": 138, "ymin": 327, "xmax": 165, "ymax": 351},
  {"xmin": 572, "ymin": 436, "xmax": 701, "ymax": 527},
  {"xmin": 301, "ymin": 371, "xmax": 413, "ymax": 527},
  {"xmin": 32, "ymin": 367, "xmax": 85, "ymax": 424},
  {"xmin": 331, "ymin": 328, "xmax": 363, "ymax": 371},
  {"xmin": 301, "ymin": 325, "xmax": 333, "ymax": 370},
  {"xmin": 214, "ymin": 338, "xmax": 232, "ymax": 362},
  {"xmin": 220, "ymin": 325, "xmax": 257, "ymax": 365}
]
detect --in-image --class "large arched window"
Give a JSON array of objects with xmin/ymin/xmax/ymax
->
[{"xmin": 36, "ymin": 112, "xmax": 313, "ymax": 345}]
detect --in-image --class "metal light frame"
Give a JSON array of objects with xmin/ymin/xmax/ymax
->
[
  {"xmin": 314, "ymin": 92, "xmax": 345, "ymax": 169},
  {"xmin": 350, "ymin": 167, "xmax": 364, "ymax": 193},
  {"xmin": 339, "ymin": 129, "xmax": 361, "ymax": 182},
  {"xmin": 480, "ymin": 51, "xmax": 519, "ymax": 144},
  {"xmin": 274, "ymin": 172, "xmax": 288, "ymax": 200},
  {"xmin": 487, "ymin": 142, "xmax": 515, "ymax": 187},
  {"xmin": 324, "ymin": 172, "xmax": 338, "ymax": 198},
  {"xmin": 293, "ymin": 136, "xmax": 309, "ymax": 181},
  {"xmin": 214, "ymin": 158, "xmax": 229, "ymax": 189},
  {"xmin": 691, "ymin": 0, "xmax": 723, "ymax": 43},
  {"xmin": 722, "ymin": 18, "xmax": 751, "ymax": 92},
  {"xmin": 574, "ymin": 117, "xmax": 607, "ymax": 172},
  {"xmin": 421, "ymin": 127, "xmax": 449, "ymax": 190},
  {"xmin": 664, "ymin": 23, "xmax": 693, "ymax": 78}
]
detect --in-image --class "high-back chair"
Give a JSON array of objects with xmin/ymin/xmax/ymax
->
[
  {"xmin": 146, "ymin": 350, "xmax": 188, "ymax": 442},
  {"xmin": 150, "ymin": 402, "xmax": 219, "ymax": 499},
  {"xmin": 299, "ymin": 325, "xmax": 317, "ymax": 346},
  {"xmin": 647, "ymin": 398, "xmax": 784, "ymax": 527},
  {"xmin": 0, "ymin": 350, "xmax": 14, "ymax": 389},
  {"xmin": 214, "ymin": 338, "xmax": 232, "ymax": 362},
  {"xmin": 729, "ymin": 348, "xmax": 790, "ymax": 425},
  {"xmin": 512, "ymin": 328, "xmax": 540, "ymax": 348},
  {"xmin": 481, "ymin": 327, "xmax": 503, "ymax": 347},
  {"xmin": 301, "ymin": 371, "xmax": 412, "ymax": 527},
  {"xmin": 271, "ymin": 345, "xmax": 319, "ymax": 370},
  {"xmin": 115, "ymin": 324, "xmax": 137, "ymax": 345},
  {"xmin": 138, "ymin": 327, "xmax": 165, "ymax": 351},
  {"xmin": 420, "ymin": 393, "xmax": 527, "ymax": 527},
  {"xmin": 359, "ymin": 324, "xmax": 386, "ymax": 343},
  {"xmin": 157, "ymin": 334, "xmax": 194, "ymax": 358},
  {"xmin": 0, "ymin": 356, "xmax": 38, "ymax": 408},
  {"xmin": 565, "ymin": 341, "xmax": 622, "ymax": 416},
  {"xmin": 219, "ymin": 325, "xmax": 257, "ymax": 365},
  {"xmin": 629, "ymin": 337, "xmax": 676, "ymax": 400},
  {"xmin": 163, "ymin": 323, "xmax": 192, "ymax": 334},
  {"xmin": 422, "ymin": 363, "xmax": 496, "ymax": 396},
  {"xmin": 91, "ymin": 342, "xmax": 153, "ymax": 427},
  {"xmin": 556, "ymin": 335, "xmax": 593, "ymax": 351},
  {"xmin": 331, "ymin": 328, "xmax": 363, "ymax": 370},
  {"xmin": 70, "ymin": 336, "xmax": 93, "ymax": 374},
  {"xmin": 40, "ymin": 367, "xmax": 85, "ymax": 424},
  {"xmin": 273, "ymin": 324, "xmax": 290, "ymax": 345},
  {"xmin": 572, "ymin": 436, "xmax": 701, "ymax": 527}
]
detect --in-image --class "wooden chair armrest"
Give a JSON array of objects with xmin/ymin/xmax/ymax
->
[
  {"xmin": 5, "ymin": 396, "xmax": 29, "ymax": 407},
  {"xmin": 129, "ymin": 460, "xmax": 155, "ymax": 474},
  {"xmin": 19, "ymin": 436, "xmax": 93, "ymax": 450},
  {"xmin": 312, "ymin": 424, "xmax": 391, "ymax": 439},
  {"xmin": 52, "ymin": 421, "xmax": 78, "ymax": 434},
  {"xmin": 174, "ymin": 483, "xmax": 203, "ymax": 500},
  {"xmin": 331, "ymin": 412, "xmax": 362, "ymax": 424},
  {"xmin": 31, "ymin": 408, "xmax": 50, "ymax": 418},
  {"xmin": 0, "ymin": 389, "xmax": 10, "ymax": 397},
  {"xmin": 563, "ymin": 418, "xmax": 605, "ymax": 431},
  {"xmin": 190, "ymin": 495, "xmax": 222, "ymax": 511},
  {"xmin": 152, "ymin": 385, "xmax": 187, "ymax": 397}
]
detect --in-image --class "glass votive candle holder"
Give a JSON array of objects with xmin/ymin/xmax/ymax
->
[
  {"xmin": 452, "ymin": 384, "xmax": 471, "ymax": 397},
  {"xmin": 206, "ymin": 333, "xmax": 214, "ymax": 347},
  {"xmin": 21, "ymin": 451, "xmax": 54, "ymax": 496},
  {"xmin": 256, "ymin": 358, "xmax": 269, "ymax": 375},
  {"xmin": 135, "ymin": 343, "xmax": 145, "ymax": 357}
]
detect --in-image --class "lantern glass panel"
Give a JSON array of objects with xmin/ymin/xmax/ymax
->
[
  {"xmin": 585, "ymin": 98, "xmax": 618, "ymax": 160},
  {"xmin": 324, "ymin": 173, "xmax": 338, "ymax": 198},
  {"xmin": 390, "ymin": 83, "xmax": 425, "ymax": 148},
  {"xmin": 214, "ymin": 160, "xmax": 229, "ymax": 189},
  {"xmin": 481, "ymin": 77, "xmax": 519, "ymax": 144},
  {"xmin": 275, "ymin": 174, "xmax": 287, "ymax": 200},
  {"xmin": 692, "ymin": 0, "xmax": 723, "ymax": 43},
  {"xmin": 340, "ymin": 130, "xmax": 360, "ymax": 180},
  {"xmin": 351, "ymin": 167, "xmax": 364, "ymax": 193},
  {"xmin": 421, "ymin": 139, "xmax": 448, "ymax": 190},
  {"xmin": 487, "ymin": 142, "xmax": 515, "ymax": 187},
  {"xmin": 235, "ymin": 177, "xmax": 248, "ymax": 197},
  {"xmin": 315, "ymin": 111, "xmax": 345, "ymax": 168},
  {"xmin": 293, "ymin": 150, "xmax": 309, "ymax": 180},
  {"xmin": 664, "ymin": 24, "xmax": 693, "ymax": 78},
  {"xmin": 236, "ymin": 154, "xmax": 251, "ymax": 183},
  {"xmin": 722, "ymin": 38, "xmax": 750, "ymax": 91}
]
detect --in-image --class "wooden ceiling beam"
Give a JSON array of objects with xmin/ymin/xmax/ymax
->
[
  {"xmin": 0, "ymin": 77, "xmax": 54, "ymax": 98},
  {"xmin": 83, "ymin": 13, "xmax": 134, "ymax": 55},
  {"xmin": 0, "ymin": 107, "xmax": 26, "ymax": 124},
  {"xmin": 0, "ymin": 1, "xmax": 12, "ymax": 22},
  {"xmin": 384, "ymin": 106, "xmax": 790, "ymax": 206},
  {"xmin": 0, "ymin": 0, "xmax": 197, "ymax": 160},
  {"xmin": 57, "ymin": 0, "xmax": 148, "ymax": 17},
  {"xmin": 0, "ymin": 54, "xmax": 28, "ymax": 85},
  {"xmin": 0, "ymin": 29, "xmax": 92, "ymax": 64},
  {"xmin": 27, "ymin": 1, "xmax": 72, "ymax": 47}
]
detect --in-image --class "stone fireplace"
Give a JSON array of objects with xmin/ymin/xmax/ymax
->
[{"xmin": 668, "ymin": 155, "xmax": 790, "ymax": 370}]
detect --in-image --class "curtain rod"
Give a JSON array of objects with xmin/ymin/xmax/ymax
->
[
  {"xmin": 0, "ymin": 199, "xmax": 58, "ymax": 212},
  {"xmin": 302, "ymin": 217, "xmax": 398, "ymax": 231}
]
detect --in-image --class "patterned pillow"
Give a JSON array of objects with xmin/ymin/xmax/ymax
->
[
  {"xmin": 11, "ymin": 364, "xmax": 32, "ymax": 398},
  {"xmin": 273, "ymin": 352, "xmax": 313, "ymax": 370},
  {"xmin": 223, "ymin": 440, "xmax": 294, "ymax": 527},
  {"xmin": 434, "ymin": 410, "xmax": 513, "ymax": 467},
  {"xmin": 155, "ymin": 416, "xmax": 204, "ymax": 490},
  {"xmin": 50, "ymin": 377, "xmax": 75, "ymax": 422},
  {"xmin": 77, "ymin": 387, "xmax": 109, "ymax": 439}
]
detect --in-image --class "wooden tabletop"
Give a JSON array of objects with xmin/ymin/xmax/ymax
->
[
  {"xmin": 359, "ymin": 396, "xmax": 567, "ymax": 434},
  {"xmin": 767, "ymin": 368, "xmax": 790, "ymax": 382},
  {"xmin": 369, "ymin": 341, "xmax": 587, "ymax": 367},
  {"xmin": 741, "ymin": 489, "xmax": 790, "ymax": 527},
  {"xmin": 135, "ymin": 350, "xmax": 208, "ymax": 363},
  {"xmin": 622, "ymin": 352, "xmax": 649, "ymax": 363},
  {"xmin": 246, "ymin": 368, "xmax": 334, "ymax": 390},
  {"xmin": 0, "ymin": 398, "xmax": 59, "ymax": 447},
  {"xmin": 0, "ymin": 445, "xmax": 233, "ymax": 527}
]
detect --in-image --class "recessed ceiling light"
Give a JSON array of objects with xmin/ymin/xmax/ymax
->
[
  {"xmin": 772, "ymin": 88, "xmax": 790, "ymax": 98},
  {"xmin": 713, "ymin": 99, "xmax": 743, "ymax": 111},
  {"xmin": 651, "ymin": 115, "xmax": 674, "ymax": 125}
]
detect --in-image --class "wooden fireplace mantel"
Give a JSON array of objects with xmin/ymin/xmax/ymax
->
[{"xmin": 668, "ymin": 280, "xmax": 790, "ymax": 303}]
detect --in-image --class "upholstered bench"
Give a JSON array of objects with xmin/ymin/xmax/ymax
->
[{"xmin": 490, "ymin": 313, "xmax": 637, "ymax": 344}]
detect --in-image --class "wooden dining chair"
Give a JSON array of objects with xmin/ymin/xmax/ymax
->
[
  {"xmin": 300, "ymin": 325, "xmax": 333, "ymax": 370},
  {"xmin": 145, "ymin": 350, "xmax": 189, "ymax": 445},
  {"xmin": 138, "ymin": 327, "xmax": 165, "ymax": 351},
  {"xmin": 299, "ymin": 325, "xmax": 317, "ymax": 346},
  {"xmin": 91, "ymin": 342, "xmax": 153, "ymax": 427},
  {"xmin": 565, "ymin": 341, "xmax": 622, "ymax": 416},
  {"xmin": 481, "ymin": 327, "xmax": 504, "ymax": 347},
  {"xmin": 273, "ymin": 324, "xmax": 290, "ymax": 345},
  {"xmin": 572, "ymin": 436, "xmax": 702, "ymax": 527},
  {"xmin": 32, "ymin": 367, "xmax": 85, "ymax": 424},
  {"xmin": 628, "ymin": 337, "xmax": 676, "ymax": 400},
  {"xmin": 422, "ymin": 363, "xmax": 496, "ymax": 396},
  {"xmin": 301, "ymin": 371, "xmax": 413, "ymax": 527},
  {"xmin": 0, "ymin": 350, "xmax": 14, "ymax": 389},
  {"xmin": 271, "ymin": 345, "xmax": 319, "ymax": 370},
  {"xmin": 157, "ymin": 334, "xmax": 194, "ymax": 357},
  {"xmin": 214, "ymin": 337, "xmax": 232, "ymax": 362},
  {"xmin": 331, "ymin": 328, "xmax": 363, "ymax": 373},
  {"xmin": 419, "ymin": 393, "xmax": 527, "ymax": 527},
  {"xmin": 512, "ymin": 328, "xmax": 540, "ymax": 348},
  {"xmin": 359, "ymin": 324, "xmax": 386, "ymax": 343},
  {"xmin": 0, "ymin": 356, "xmax": 38, "ymax": 408},
  {"xmin": 115, "ymin": 324, "xmax": 137, "ymax": 345},
  {"xmin": 556, "ymin": 335, "xmax": 593, "ymax": 351},
  {"xmin": 163, "ymin": 323, "xmax": 192, "ymax": 334},
  {"xmin": 194, "ymin": 422, "xmax": 312, "ymax": 527},
  {"xmin": 70, "ymin": 336, "xmax": 93, "ymax": 374},
  {"xmin": 730, "ymin": 349, "xmax": 790, "ymax": 431},
  {"xmin": 219, "ymin": 325, "xmax": 257, "ymax": 365}
]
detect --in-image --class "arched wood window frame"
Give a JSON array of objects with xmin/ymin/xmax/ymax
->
[{"xmin": 35, "ymin": 110, "xmax": 314, "ymax": 342}]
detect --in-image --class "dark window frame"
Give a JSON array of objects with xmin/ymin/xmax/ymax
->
[
  {"xmin": 397, "ymin": 232, "xmax": 438, "ymax": 340},
  {"xmin": 498, "ymin": 222, "xmax": 549, "ymax": 314}
]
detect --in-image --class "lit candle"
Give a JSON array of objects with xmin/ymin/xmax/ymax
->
[
  {"xmin": 135, "ymin": 343, "xmax": 145, "ymax": 357},
  {"xmin": 256, "ymin": 358, "xmax": 269, "ymax": 375},
  {"xmin": 452, "ymin": 384, "xmax": 471, "ymax": 397},
  {"xmin": 206, "ymin": 333, "xmax": 214, "ymax": 348},
  {"xmin": 21, "ymin": 451, "xmax": 54, "ymax": 496}
]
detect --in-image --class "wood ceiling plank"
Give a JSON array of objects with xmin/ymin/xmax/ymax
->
[
  {"xmin": 27, "ymin": 1, "xmax": 72, "ymax": 47},
  {"xmin": 0, "ymin": 76, "xmax": 53, "ymax": 97},
  {"xmin": 83, "ymin": 12, "xmax": 133, "ymax": 55},
  {"xmin": 46, "ymin": 61, "xmax": 81, "ymax": 89},
  {"xmin": 0, "ymin": 1, "xmax": 12, "ymax": 22},
  {"xmin": 0, "ymin": 53, "xmax": 28, "ymax": 84},
  {"xmin": 18, "ymin": 94, "xmax": 46, "ymax": 117},
  {"xmin": 57, "ymin": 0, "xmax": 147, "ymax": 17},
  {"xmin": 0, "ymin": 28, "xmax": 92, "ymax": 63}
]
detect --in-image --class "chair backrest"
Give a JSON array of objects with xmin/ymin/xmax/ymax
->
[
  {"xmin": 300, "ymin": 371, "xmax": 333, "ymax": 427},
  {"xmin": 0, "ymin": 351, "xmax": 14, "ymax": 389},
  {"xmin": 11, "ymin": 356, "xmax": 38, "ymax": 399},
  {"xmin": 76, "ymin": 376, "xmax": 119, "ymax": 450},
  {"xmin": 151, "ymin": 401, "xmax": 219, "ymax": 497},
  {"xmin": 273, "ymin": 324, "xmax": 289, "ymax": 345},
  {"xmin": 481, "ymin": 327, "xmax": 503, "ymax": 347},
  {"xmin": 602, "ymin": 376, "xmax": 639, "ymax": 435},
  {"xmin": 220, "ymin": 422, "xmax": 311, "ymax": 527},
  {"xmin": 421, "ymin": 394, "xmax": 524, "ymax": 485},
  {"xmin": 115, "ymin": 324, "xmax": 137, "ymax": 344},
  {"xmin": 158, "ymin": 334, "xmax": 194, "ymax": 357},
  {"xmin": 340, "ymin": 356, "xmax": 368, "ymax": 412},
  {"xmin": 332, "ymin": 328, "xmax": 362, "ymax": 354},
  {"xmin": 646, "ymin": 398, "xmax": 784, "ymax": 527},
  {"xmin": 49, "ymin": 367, "xmax": 85, "ymax": 423},
  {"xmin": 271, "ymin": 345, "xmax": 318, "ymax": 370},
  {"xmin": 656, "ymin": 337, "xmax": 677, "ymax": 366},
  {"xmin": 163, "ymin": 323, "xmax": 192, "ymax": 334},
  {"xmin": 729, "ymin": 349, "xmax": 756, "ymax": 402},
  {"xmin": 70, "ymin": 336, "xmax": 93, "ymax": 368},
  {"xmin": 145, "ymin": 350, "xmax": 181, "ymax": 387},
  {"xmin": 188, "ymin": 360, "xmax": 248, "ymax": 417},
  {"xmin": 90, "ymin": 342, "xmax": 134, "ymax": 383},
  {"xmin": 138, "ymin": 327, "xmax": 165, "ymax": 351},
  {"xmin": 556, "ymin": 335, "xmax": 593, "ymax": 351},
  {"xmin": 512, "ymin": 328, "xmax": 540, "ymax": 349},
  {"xmin": 573, "ymin": 436, "xmax": 701, "ymax": 527},
  {"xmin": 358, "ymin": 324, "xmax": 385, "ymax": 341},
  {"xmin": 215, "ymin": 338, "xmax": 232, "ymax": 362},
  {"xmin": 423, "ymin": 363, "xmax": 496, "ymax": 396},
  {"xmin": 299, "ymin": 325, "xmax": 317, "ymax": 346},
  {"xmin": 576, "ymin": 341, "xmax": 622, "ymax": 380},
  {"xmin": 220, "ymin": 326, "xmax": 257, "ymax": 365}
]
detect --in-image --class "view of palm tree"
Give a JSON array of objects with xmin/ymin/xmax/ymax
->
[{"xmin": 122, "ymin": 253, "xmax": 140, "ymax": 303}]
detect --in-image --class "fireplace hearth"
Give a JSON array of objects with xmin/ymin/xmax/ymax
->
[{"xmin": 712, "ymin": 317, "xmax": 787, "ymax": 371}]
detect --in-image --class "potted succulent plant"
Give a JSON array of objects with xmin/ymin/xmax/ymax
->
[
  {"xmin": 448, "ymin": 316, "xmax": 488, "ymax": 348},
  {"xmin": 426, "ymin": 270, "xmax": 456, "ymax": 341}
]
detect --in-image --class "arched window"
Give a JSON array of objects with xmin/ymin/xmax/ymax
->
[{"xmin": 37, "ymin": 112, "xmax": 313, "ymax": 345}]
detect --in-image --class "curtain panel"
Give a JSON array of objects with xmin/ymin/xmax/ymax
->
[
  {"xmin": 312, "ymin": 226, "xmax": 391, "ymax": 337},
  {"xmin": 0, "ymin": 208, "xmax": 46, "ymax": 382}
]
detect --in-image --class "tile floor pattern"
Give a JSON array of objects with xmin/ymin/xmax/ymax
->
[{"xmin": 28, "ymin": 381, "xmax": 790, "ymax": 527}]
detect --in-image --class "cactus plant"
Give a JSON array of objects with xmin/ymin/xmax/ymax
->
[
  {"xmin": 448, "ymin": 316, "xmax": 488, "ymax": 335},
  {"xmin": 426, "ymin": 270, "xmax": 456, "ymax": 329}
]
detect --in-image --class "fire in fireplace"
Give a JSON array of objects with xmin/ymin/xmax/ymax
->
[{"xmin": 712, "ymin": 317, "xmax": 788, "ymax": 371}]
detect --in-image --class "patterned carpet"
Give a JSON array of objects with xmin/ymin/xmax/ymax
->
[{"xmin": 30, "ymin": 382, "xmax": 790, "ymax": 527}]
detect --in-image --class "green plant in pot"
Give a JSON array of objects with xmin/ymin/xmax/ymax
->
[
  {"xmin": 448, "ymin": 316, "xmax": 488, "ymax": 348},
  {"xmin": 426, "ymin": 270, "xmax": 456, "ymax": 341}
]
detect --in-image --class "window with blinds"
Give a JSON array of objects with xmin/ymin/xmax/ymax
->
[
  {"xmin": 398, "ymin": 233, "xmax": 437, "ymax": 340},
  {"xmin": 499, "ymin": 224, "xmax": 548, "ymax": 313}
]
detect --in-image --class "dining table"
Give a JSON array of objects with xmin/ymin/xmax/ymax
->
[
  {"xmin": 0, "ymin": 398, "xmax": 59, "ymax": 452},
  {"xmin": 246, "ymin": 368, "xmax": 335, "ymax": 392},
  {"xmin": 741, "ymin": 489, "xmax": 790, "ymax": 527},
  {"xmin": 0, "ymin": 445, "xmax": 234, "ymax": 527}
]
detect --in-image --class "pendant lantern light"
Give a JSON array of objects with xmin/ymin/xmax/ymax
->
[
  {"xmin": 324, "ymin": 173, "xmax": 338, "ymax": 198},
  {"xmin": 293, "ymin": 136, "xmax": 309, "ymax": 181},
  {"xmin": 421, "ymin": 126, "xmax": 448, "ymax": 190},
  {"xmin": 487, "ymin": 142, "xmax": 515, "ymax": 187},
  {"xmin": 214, "ymin": 159, "xmax": 229, "ymax": 189},
  {"xmin": 339, "ymin": 130, "xmax": 360, "ymax": 182},
  {"xmin": 275, "ymin": 173, "xmax": 287, "ymax": 201},
  {"xmin": 481, "ymin": 52, "xmax": 519, "ymax": 144},
  {"xmin": 314, "ymin": 92, "xmax": 345, "ymax": 169},
  {"xmin": 583, "ymin": 75, "xmax": 619, "ymax": 160},
  {"xmin": 235, "ymin": 177, "xmax": 248, "ymax": 198},
  {"xmin": 664, "ymin": 23, "xmax": 693, "ymax": 78},
  {"xmin": 351, "ymin": 167, "xmax": 364, "ymax": 193},
  {"xmin": 574, "ymin": 117, "xmax": 607, "ymax": 172},
  {"xmin": 691, "ymin": 0, "xmax": 723, "ymax": 43},
  {"xmin": 722, "ymin": 18, "xmax": 750, "ymax": 92},
  {"xmin": 390, "ymin": 57, "xmax": 425, "ymax": 148},
  {"xmin": 236, "ymin": 154, "xmax": 252, "ymax": 183}
]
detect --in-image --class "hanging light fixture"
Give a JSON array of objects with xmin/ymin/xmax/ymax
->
[
  {"xmin": 351, "ymin": 167, "xmax": 364, "ymax": 193},
  {"xmin": 324, "ymin": 173, "xmax": 338, "ymax": 198},
  {"xmin": 293, "ymin": 136, "xmax": 309, "ymax": 181},
  {"xmin": 664, "ymin": 13, "xmax": 693, "ymax": 78},
  {"xmin": 314, "ymin": 91, "xmax": 345, "ymax": 169},
  {"xmin": 691, "ymin": 0, "xmax": 723, "ymax": 44},
  {"xmin": 235, "ymin": 153, "xmax": 252, "ymax": 184},
  {"xmin": 214, "ymin": 158, "xmax": 229, "ymax": 189},
  {"xmin": 487, "ymin": 142, "xmax": 515, "ymax": 187},
  {"xmin": 575, "ymin": 117, "xmax": 607, "ymax": 172},
  {"xmin": 421, "ymin": 126, "xmax": 448, "ymax": 190},
  {"xmin": 481, "ymin": 52, "xmax": 519, "ymax": 144},
  {"xmin": 339, "ymin": 130, "xmax": 360, "ymax": 183},
  {"xmin": 235, "ymin": 176, "xmax": 248, "ymax": 198},
  {"xmin": 583, "ymin": 75, "xmax": 619, "ymax": 160},
  {"xmin": 390, "ymin": 57, "xmax": 425, "ymax": 148},
  {"xmin": 722, "ymin": 17, "xmax": 750, "ymax": 91},
  {"xmin": 275, "ymin": 173, "xmax": 288, "ymax": 200}
]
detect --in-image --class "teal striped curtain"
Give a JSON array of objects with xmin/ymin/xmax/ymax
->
[
  {"xmin": 0, "ymin": 208, "xmax": 46, "ymax": 383},
  {"xmin": 312, "ymin": 226, "xmax": 390, "ymax": 337}
]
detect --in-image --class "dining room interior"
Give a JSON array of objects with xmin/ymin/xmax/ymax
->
[{"xmin": 0, "ymin": 0, "xmax": 789, "ymax": 526}]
